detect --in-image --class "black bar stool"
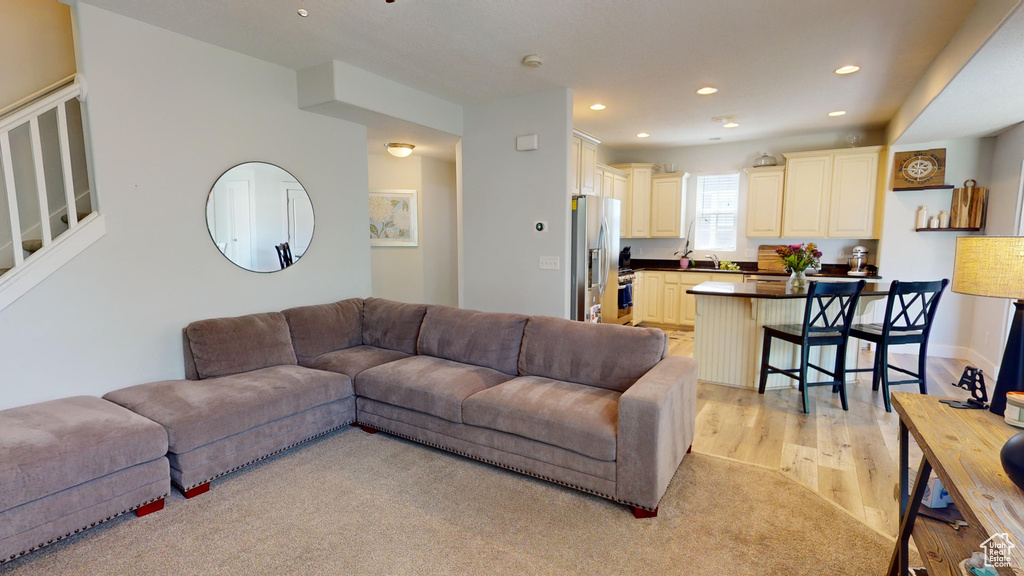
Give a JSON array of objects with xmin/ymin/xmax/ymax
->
[
  {"xmin": 758, "ymin": 280, "xmax": 866, "ymax": 413},
  {"xmin": 848, "ymin": 279, "xmax": 949, "ymax": 412}
]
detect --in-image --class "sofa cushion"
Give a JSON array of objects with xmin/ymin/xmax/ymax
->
[
  {"xmin": 361, "ymin": 298, "xmax": 427, "ymax": 355},
  {"xmin": 0, "ymin": 396, "xmax": 168, "ymax": 512},
  {"xmin": 103, "ymin": 365, "xmax": 352, "ymax": 454},
  {"xmin": 417, "ymin": 305, "xmax": 528, "ymax": 375},
  {"xmin": 355, "ymin": 356, "xmax": 513, "ymax": 423},
  {"xmin": 282, "ymin": 298, "xmax": 363, "ymax": 363},
  {"xmin": 462, "ymin": 376, "xmax": 620, "ymax": 461},
  {"xmin": 185, "ymin": 312, "xmax": 297, "ymax": 379},
  {"xmin": 518, "ymin": 316, "xmax": 667, "ymax": 393},
  {"xmin": 304, "ymin": 345, "xmax": 410, "ymax": 379}
]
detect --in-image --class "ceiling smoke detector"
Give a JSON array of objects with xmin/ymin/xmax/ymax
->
[{"xmin": 522, "ymin": 54, "xmax": 543, "ymax": 68}]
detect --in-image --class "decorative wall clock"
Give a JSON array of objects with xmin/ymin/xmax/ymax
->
[{"xmin": 892, "ymin": 148, "xmax": 946, "ymax": 189}]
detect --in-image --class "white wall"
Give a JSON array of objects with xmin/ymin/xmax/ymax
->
[
  {"xmin": 608, "ymin": 129, "xmax": 885, "ymax": 265},
  {"xmin": 967, "ymin": 122, "xmax": 1024, "ymax": 374},
  {"xmin": 367, "ymin": 154, "xmax": 458, "ymax": 306},
  {"xmin": 877, "ymin": 137, "xmax": 995, "ymax": 359},
  {"xmin": 0, "ymin": 0, "xmax": 75, "ymax": 109},
  {"xmin": 0, "ymin": 3, "xmax": 372, "ymax": 410},
  {"xmin": 462, "ymin": 89, "xmax": 572, "ymax": 317}
]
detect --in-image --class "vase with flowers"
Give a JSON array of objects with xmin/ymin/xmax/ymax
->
[
  {"xmin": 776, "ymin": 243, "xmax": 822, "ymax": 289},
  {"xmin": 674, "ymin": 220, "xmax": 695, "ymax": 269}
]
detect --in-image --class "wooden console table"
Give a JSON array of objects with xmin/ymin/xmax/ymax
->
[{"xmin": 889, "ymin": 392, "xmax": 1024, "ymax": 576}]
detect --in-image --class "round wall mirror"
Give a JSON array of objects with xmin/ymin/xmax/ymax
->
[{"xmin": 206, "ymin": 162, "xmax": 314, "ymax": 273}]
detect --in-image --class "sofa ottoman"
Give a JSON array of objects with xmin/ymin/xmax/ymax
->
[
  {"xmin": 0, "ymin": 396, "xmax": 169, "ymax": 565},
  {"xmin": 104, "ymin": 312, "xmax": 355, "ymax": 497}
]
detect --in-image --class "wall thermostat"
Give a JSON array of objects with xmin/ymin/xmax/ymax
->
[{"xmin": 534, "ymin": 221, "xmax": 547, "ymax": 232}]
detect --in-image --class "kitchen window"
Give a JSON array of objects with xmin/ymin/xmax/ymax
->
[{"xmin": 694, "ymin": 172, "xmax": 739, "ymax": 251}]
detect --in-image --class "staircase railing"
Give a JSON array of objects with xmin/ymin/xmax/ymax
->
[
  {"xmin": 0, "ymin": 74, "xmax": 90, "ymax": 274},
  {"xmin": 0, "ymin": 74, "xmax": 105, "ymax": 313}
]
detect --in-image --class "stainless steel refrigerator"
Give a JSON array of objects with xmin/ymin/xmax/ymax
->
[{"xmin": 570, "ymin": 195, "xmax": 620, "ymax": 323}]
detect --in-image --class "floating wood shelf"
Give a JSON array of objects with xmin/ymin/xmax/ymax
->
[
  {"xmin": 915, "ymin": 227, "xmax": 982, "ymax": 232},
  {"xmin": 893, "ymin": 184, "xmax": 955, "ymax": 191}
]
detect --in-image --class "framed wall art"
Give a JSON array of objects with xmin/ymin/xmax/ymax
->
[
  {"xmin": 892, "ymin": 148, "xmax": 946, "ymax": 190},
  {"xmin": 369, "ymin": 189, "xmax": 418, "ymax": 247}
]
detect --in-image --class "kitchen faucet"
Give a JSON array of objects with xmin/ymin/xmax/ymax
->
[{"xmin": 706, "ymin": 254, "xmax": 720, "ymax": 269}]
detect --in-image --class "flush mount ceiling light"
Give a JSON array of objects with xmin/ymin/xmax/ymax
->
[
  {"xmin": 696, "ymin": 87, "xmax": 718, "ymax": 95},
  {"xmin": 713, "ymin": 115, "xmax": 739, "ymax": 128},
  {"xmin": 522, "ymin": 54, "xmax": 543, "ymax": 68},
  {"xmin": 297, "ymin": 0, "xmax": 308, "ymax": 17},
  {"xmin": 590, "ymin": 104, "xmax": 606, "ymax": 111},
  {"xmin": 636, "ymin": 132, "xmax": 650, "ymax": 138},
  {"xmin": 834, "ymin": 65, "xmax": 860, "ymax": 75},
  {"xmin": 828, "ymin": 110, "xmax": 847, "ymax": 117},
  {"xmin": 385, "ymin": 143, "xmax": 415, "ymax": 158}
]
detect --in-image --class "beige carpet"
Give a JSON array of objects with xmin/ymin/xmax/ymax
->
[{"xmin": 1, "ymin": 427, "xmax": 890, "ymax": 575}]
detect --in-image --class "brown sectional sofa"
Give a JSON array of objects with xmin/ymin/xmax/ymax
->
[{"xmin": 103, "ymin": 297, "xmax": 697, "ymax": 517}]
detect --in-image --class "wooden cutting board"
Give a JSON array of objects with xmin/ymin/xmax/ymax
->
[{"xmin": 758, "ymin": 245, "xmax": 787, "ymax": 271}]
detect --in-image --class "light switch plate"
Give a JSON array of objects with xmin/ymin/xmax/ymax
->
[
  {"xmin": 516, "ymin": 134, "xmax": 539, "ymax": 151},
  {"xmin": 539, "ymin": 256, "xmax": 559, "ymax": 270}
]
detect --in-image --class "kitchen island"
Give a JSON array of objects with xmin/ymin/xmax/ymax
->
[{"xmin": 687, "ymin": 281, "xmax": 889, "ymax": 390}]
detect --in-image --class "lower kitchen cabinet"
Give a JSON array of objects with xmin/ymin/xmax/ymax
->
[{"xmin": 634, "ymin": 271, "xmax": 743, "ymax": 328}]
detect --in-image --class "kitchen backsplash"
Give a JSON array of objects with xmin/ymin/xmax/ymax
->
[{"xmin": 623, "ymin": 237, "xmax": 880, "ymax": 266}]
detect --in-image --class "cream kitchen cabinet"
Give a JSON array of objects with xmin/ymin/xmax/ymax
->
[
  {"xmin": 611, "ymin": 163, "xmax": 659, "ymax": 238},
  {"xmin": 649, "ymin": 173, "xmax": 689, "ymax": 238},
  {"xmin": 780, "ymin": 146, "xmax": 883, "ymax": 239},
  {"xmin": 571, "ymin": 130, "xmax": 599, "ymax": 197},
  {"xmin": 634, "ymin": 271, "xmax": 743, "ymax": 327},
  {"xmin": 745, "ymin": 167, "xmax": 785, "ymax": 238},
  {"xmin": 597, "ymin": 164, "xmax": 629, "ymax": 235}
]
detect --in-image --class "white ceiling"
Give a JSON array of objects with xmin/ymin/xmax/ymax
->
[
  {"xmin": 898, "ymin": 3, "xmax": 1024, "ymax": 144},
  {"xmin": 80, "ymin": 0, "xmax": 981, "ymax": 151}
]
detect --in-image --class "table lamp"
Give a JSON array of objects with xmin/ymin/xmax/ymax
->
[{"xmin": 952, "ymin": 236, "xmax": 1024, "ymax": 416}]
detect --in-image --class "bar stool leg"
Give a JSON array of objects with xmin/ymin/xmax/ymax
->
[
  {"xmin": 871, "ymin": 344, "xmax": 883, "ymax": 392},
  {"xmin": 917, "ymin": 343, "xmax": 929, "ymax": 395},
  {"xmin": 758, "ymin": 333, "xmax": 773, "ymax": 394},
  {"xmin": 880, "ymin": 345, "xmax": 893, "ymax": 413},
  {"xmin": 836, "ymin": 342, "xmax": 849, "ymax": 411},
  {"xmin": 800, "ymin": 345, "xmax": 811, "ymax": 414}
]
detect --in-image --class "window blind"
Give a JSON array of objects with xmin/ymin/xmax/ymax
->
[{"xmin": 695, "ymin": 173, "xmax": 739, "ymax": 251}]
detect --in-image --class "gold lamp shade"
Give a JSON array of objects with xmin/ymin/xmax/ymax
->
[{"xmin": 952, "ymin": 236, "xmax": 1024, "ymax": 300}]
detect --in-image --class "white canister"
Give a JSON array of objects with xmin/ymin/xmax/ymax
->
[
  {"xmin": 928, "ymin": 216, "xmax": 940, "ymax": 229},
  {"xmin": 1006, "ymin": 392, "xmax": 1024, "ymax": 429},
  {"xmin": 916, "ymin": 206, "xmax": 929, "ymax": 229},
  {"xmin": 938, "ymin": 210, "xmax": 950, "ymax": 228}
]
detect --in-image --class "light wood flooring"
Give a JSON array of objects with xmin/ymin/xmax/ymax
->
[{"xmin": 663, "ymin": 328, "xmax": 972, "ymax": 538}]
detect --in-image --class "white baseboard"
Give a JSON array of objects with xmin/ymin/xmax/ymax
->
[
  {"xmin": 0, "ymin": 213, "xmax": 106, "ymax": 313},
  {"xmin": 966, "ymin": 348, "xmax": 1000, "ymax": 377}
]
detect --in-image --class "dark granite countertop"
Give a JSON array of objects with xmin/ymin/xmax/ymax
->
[
  {"xmin": 686, "ymin": 281, "xmax": 891, "ymax": 299},
  {"xmin": 629, "ymin": 258, "xmax": 881, "ymax": 279}
]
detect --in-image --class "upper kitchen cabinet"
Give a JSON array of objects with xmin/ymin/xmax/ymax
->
[
  {"xmin": 571, "ymin": 130, "xmax": 599, "ymax": 197},
  {"xmin": 650, "ymin": 172, "xmax": 690, "ymax": 238},
  {"xmin": 828, "ymin": 149, "xmax": 882, "ymax": 238},
  {"xmin": 781, "ymin": 146, "xmax": 883, "ymax": 239},
  {"xmin": 745, "ymin": 167, "xmax": 785, "ymax": 238},
  {"xmin": 611, "ymin": 163, "xmax": 660, "ymax": 238},
  {"xmin": 597, "ymin": 164, "xmax": 629, "ymax": 235}
]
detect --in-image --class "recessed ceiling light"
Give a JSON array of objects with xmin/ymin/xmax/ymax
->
[
  {"xmin": 636, "ymin": 132, "xmax": 650, "ymax": 138},
  {"xmin": 696, "ymin": 87, "xmax": 718, "ymax": 95},
  {"xmin": 723, "ymin": 122, "xmax": 739, "ymax": 128},
  {"xmin": 828, "ymin": 110, "xmax": 847, "ymax": 117},
  {"xmin": 709, "ymin": 137, "xmax": 722, "ymax": 141},
  {"xmin": 590, "ymin": 104, "xmax": 606, "ymax": 111},
  {"xmin": 834, "ymin": 65, "xmax": 860, "ymax": 75}
]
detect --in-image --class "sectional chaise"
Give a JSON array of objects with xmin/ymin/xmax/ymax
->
[{"xmin": 1, "ymin": 297, "xmax": 698, "ymax": 564}]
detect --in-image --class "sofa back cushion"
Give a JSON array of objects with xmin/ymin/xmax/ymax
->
[
  {"xmin": 184, "ymin": 312, "xmax": 297, "ymax": 379},
  {"xmin": 417, "ymin": 305, "xmax": 528, "ymax": 376},
  {"xmin": 362, "ymin": 298, "xmax": 427, "ymax": 355},
  {"xmin": 518, "ymin": 316, "xmax": 667, "ymax": 392},
  {"xmin": 283, "ymin": 298, "xmax": 364, "ymax": 363}
]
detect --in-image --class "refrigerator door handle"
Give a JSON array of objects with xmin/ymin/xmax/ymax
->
[{"xmin": 595, "ymin": 217, "xmax": 610, "ymax": 297}]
